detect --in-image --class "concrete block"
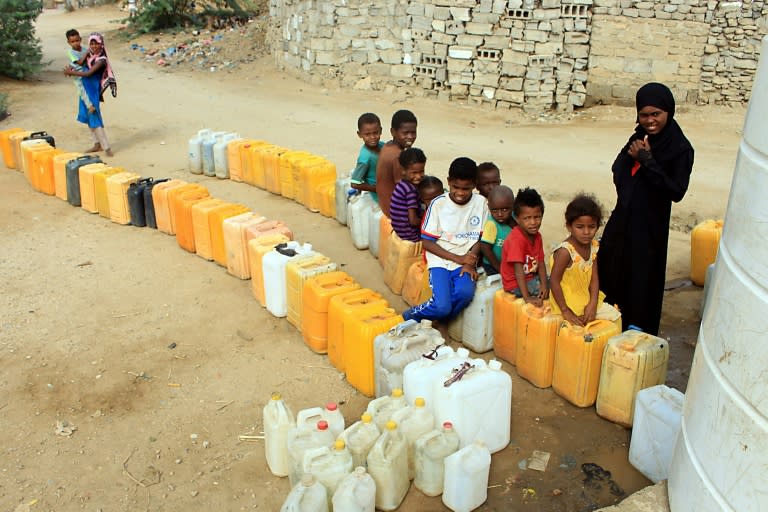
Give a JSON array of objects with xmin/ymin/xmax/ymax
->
[
  {"xmin": 624, "ymin": 58, "xmax": 652, "ymax": 73},
  {"xmin": 375, "ymin": 39, "xmax": 398, "ymax": 50},
  {"xmin": 435, "ymin": 43, "xmax": 449, "ymax": 57},
  {"xmin": 406, "ymin": 3, "xmax": 424, "ymax": 16},
  {"xmin": 315, "ymin": 51, "xmax": 343, "ymax": 65},
  {"xmin": 482, "ymin": 87, "xmax": 496, "ymax": 99},
  {"xmin": 450, "ymin": 7, "xmax": 472, "ymax": 21},
  {"xmin": 340, "ymin": 25, "xmax": 361, "ymax": 37},
  {"xmin": 524, "ymin": 29, "xmax": 549, "ymax": 42},
  {"xmin": 381, "ymin": 49, "xmax": 403, "ymax": 64},
  {"xmin": 472, "ymin": 13, "xmax": 501, "ymax": 24},
  {"xmin": 432, "ymin": 20, "xmax": 446, "ymax": 32},
  {"xmin": 502, "ymin": 49, "xmax": 529, "ymax": 65},
  {"xmin": 368, "ymin": 51, "xmax": 381, "ymax": 63},
  {"xmin": 536, "ymin": 41, "xmax": 563, "ymax": 54},
  {"xmin": 448, "ymin": 71, "xmax": 474, "ymax": 84},
  {"xmin": 411, "ymin": 16, "xmax": 433, "ymax": 31},
  {"xmin": 475, "ymin": 72, "xmax": 500, "ymax": 86},
  {"xmin": 416, "ymin": 40, "xmax": 435, "ymax": 54},
  {"xmin": 484, "ymin": 35, "xmax": 512, "ymax": 49},
  {"xmin": 496, "ymin": 89, "xmax": 525, "ymax": 103},
  {"xmin": 448, "ymin": 57, "xmax": 473, "ymax": 71},
  {"xmin": 446, "ymin": 20, "xmax": 466, "ymax": 35},
  {"xmin": 501, "ymin": 62, "xmax": 527, "ymax": 76},
  {"xmin": 431, "ymin": 32, "xmax": 457, "ymax": 45},
  {"xmin": 434, "ymin": 6, "xmax": 451, "ymax": 20},
  {"xmin": 390, "ymin": 64, "xmax": 414, "ymax": 78},
  {"xmin": 466, "ymin": 22, "xmax": 495, "ymax": 35},
  {"xmin": 457, "ymin": 34, "xmax": 486, "ymax": 47},
  {"xmin": 564, "ymin": 43, "xmax": 589, "ymax": 59},
  {"xmin": 500, "ymin": 77, "xmax": 524, "ymax": 90},
  {"xmin": 542, "ymin": 0, "xmax": 561, "ymax": 7},
  {"xmin": 448, "ymin": 46, "xmax": 475, "ymax": 59},
  {"xmin": 511, "ymin": 40, "xmax": 536, "ymax": 52},
  {"xmin": 564, "ymin": 32, "xmax": 590, "ymax": 44},
  {"xmin": 492, "ymin": 0, "xmax": 508, "ymax": 14}
]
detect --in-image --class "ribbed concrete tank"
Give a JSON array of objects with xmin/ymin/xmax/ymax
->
[{"xmin": 668, "ymin": 35, "xmax": 768, "ymax": 511}]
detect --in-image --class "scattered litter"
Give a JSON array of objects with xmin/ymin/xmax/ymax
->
[
  {"xmin": 203, "ymin": 440, "xmax": 211, "ymax": 449},
  {"xmin": 168, "ymin": 383, "xmax": 182, "ymax": 388},
  {"xmin": 54, "ymin": 420, "xmax": 77, "ymax": 436},
  {"xmin": 581, "ymin": 462, "xmax": 625, "ymax": 497},
  {"xmin": 521, "ymin": 487, "xmax": 536, "ymax": 500},
  {"xmin": 167, "ymin": 342, "xmax": 177, "ymax": 349},
  {"xmin": 76, "ymin": 261, "xmax": 92, "ymax": 267},
  {"xmin": 528, "ymin": 450, "xmax": 550, "ymax": 472},
  {"xmin": 216, "ymin": 400, "xmax": 235, "ymax": 411},
  {"xmin": 238, "ymin": 434, "xmax": 265, "ymax": 441},
  {"xmin": 14, "ymin": 499, "xmax": 37, "ymax": 512},
  {"xmin": 190, "ymin": 433, "xmax": 198, "ymax": 441},
  {"xmin": 552, "ymin": 488, "xmax": 563, "ymax": 496},
  {"xmin": 517, "ymin": 458, "xmax": 528, "ymax": 470},
  {"xmin": 559, "ymin": 454, "xmax": 577, "ymax": 469}
]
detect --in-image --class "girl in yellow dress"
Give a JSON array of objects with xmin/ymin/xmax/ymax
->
[{"xmin": 549, "ymin": 194, "xmax": 620, "ymax": 326}]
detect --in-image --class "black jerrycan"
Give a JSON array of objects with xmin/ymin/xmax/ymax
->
[
  {"xmin": 65, "ymin": 155, "xmax": 101, "ymax": 206},
  {"xmin": 142, "ymin": 178, "xmax": 169, "ymax": 229},
  {"xmin": 127, "ymin": 178, "xmax": 154, "ymax": 227}
]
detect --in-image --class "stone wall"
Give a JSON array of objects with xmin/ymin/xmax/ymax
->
[{"xmin": 268, "ymin": 0, "xmax": 768, "ymax": 109}]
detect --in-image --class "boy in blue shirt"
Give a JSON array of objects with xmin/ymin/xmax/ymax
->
[
  {"xmin": 350, "ymin": 113, "xmax": 384, "ymax": 203},
  {"xmin": 403, "ymin": 157, "xmax": 489, "ymax": 323}
]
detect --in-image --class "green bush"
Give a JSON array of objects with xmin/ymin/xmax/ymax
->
[
  {"xmin": 0, "ymin": 0, "xmax": 44, "ymax": 79},
  {"xmin": 128, "ymin": 0, "xmax": 254, "ymax": 33}
]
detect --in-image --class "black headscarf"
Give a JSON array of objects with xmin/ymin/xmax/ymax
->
[{"xmin": 629, "ymin": 82, "xmax": 691, "ymax": 165}]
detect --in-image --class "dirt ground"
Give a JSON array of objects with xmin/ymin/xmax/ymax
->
[{"xmin": 0, "ymin": 5, "xmax": 746, "ymax": 511}]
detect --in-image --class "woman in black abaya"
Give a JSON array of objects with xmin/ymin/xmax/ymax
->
[{"xmin": 598, "ymin": 83, "xmax": 694, "ymax": 335}]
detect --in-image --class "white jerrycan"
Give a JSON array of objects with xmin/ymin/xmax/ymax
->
[
  {"xmin": 365, "ymin": 388, "xmax": 407, "ymax": 431},
  {"xmin": 348, "ymin": 192, "xmax": 373, "ymax": 249},
  {"xmin": 461, "ymin": 273, "xmax": 502, "ymax": 353},
  {"xmin": 202, "ymin": 131, "xmax": 226, "ymax": 177},
  {"xmin": 366, "ymin": 421, "xmax": 409, "ymax": 511},
  {"xmin": 335, "ymin": 174, "xmax": 352, "ymax": 225},
  {"xmin": 263, "ymin": 392, "xmax": 295, "ymax": 477},
  {"xmin": 373, "ymin": 319, "xmax": 444, "ymax": 398},
  {"xmin": 332, "ymin": 466, "xmax": 376, "ymax": 512},
  {"xmin": 302, "ymin": 440, "xmax": 354, "ymax": 502},
  {"xmin": 442, "ymin": 441, "xmax": 491, "ymax": 512},
  {"xmin": 338, "ymin": 413, "xmax": 380, "ymax": 469},
  {"xmin": 321, "ymin": 402, "xmax": 345, "ymax": 438},
  {"xmin": 391, "ymin": 397, "xmax": 435, "ymax": 479},
  {"xmin": 214, "ymin": 132, "xmax": 240, "ymax": 179},
  {"xmin": 368, "ymin": 203, "xmax": 382, "ymax": 258},
  {"xmin": 264, "ymin": 242, "xmax": 312, "ymax": 318},
  {"xmin": 188, "ymin": 128, "xmax": 211, "ymax": 174},
  {"xmin": 403, "ymin": 346, "xmax": 471, "ymax": 418},
  {"xmin": 280, "ymin": 474, "xmax": 328, "ymax": 512},
  {"xmin": 433, "ymin": 359, "xmax": 512, "ymax": 453},
  {"xmin": 286, "ymin": 420, "xmax": 335, "ymax": 487},
  {"xmin": 413, "ymin": 421, "xmax": 460, "ymax": 497}
]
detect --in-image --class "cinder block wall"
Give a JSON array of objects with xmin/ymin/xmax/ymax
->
[{"xmin": 269, "ymin": 0, "xmax": 766, "ymax": 110}]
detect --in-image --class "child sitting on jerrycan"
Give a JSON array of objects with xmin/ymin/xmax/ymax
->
[{"xmin": 402, "ymin": 157, "xmax": 489, "ymax": 324}]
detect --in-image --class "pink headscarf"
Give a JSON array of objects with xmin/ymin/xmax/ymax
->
[{"xmin": 87, "ymin": 32, "xmax": 117, "ymax": 100}]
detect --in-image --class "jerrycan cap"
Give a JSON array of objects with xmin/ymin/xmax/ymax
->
[
  {"xmin": 361, "ymin": 413, "xmax": 373, "ymax": 423},
  {"xmin": 420, "ymin": 319, "xmax": 433, "ymax": 328},
  {"xmin": 488, "ymin": 360, "xmax": 502, "ymax": 371},
  {"xmin": 270, "ymin": 392, "xmax": 282, "ymax": 401},
  {"xmin": 442, "ymin": 421, "xmax": 454, "ymax": 430},
  {"xmin": 301, "ymin": 474, "xmax": 317, "ymax": 487},
  {"xmin": 317, "ymin": 420, "xmax": 329, "ymax": 431},
  {"xmin": 414, "ymin": 397, "xmax": 426, "ymax": 407},
  {"xmin": 325, "ymin": 402, "xmax": 338, "ymax": 412},
  {"xmin": 353, "ymin": 466, "xmax": 367, "ymax": 476},
  {"xmin": 386, "ymin": 420, "xmax": 397, "ymax": 431},
  {"xmin": 334, "ymin": 439, "xmax": 346, "ymax": 450},
  {"xmin": 392, "ymin": 388, "xmax": 403, "ymax": 398},
  {"xmin": 457, "ymin": 347, "xmax": 470, "ymax": 358}
]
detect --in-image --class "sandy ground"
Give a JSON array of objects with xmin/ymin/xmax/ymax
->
[{"xmin": 0, "ymin": 5, "xmax": 747, "ymax": 511}]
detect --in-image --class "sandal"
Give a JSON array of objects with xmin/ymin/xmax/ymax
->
[
  {"xmin": 84, "ymin": 144, "xmax": 102, "ymax": 153},
  {"xmin": 105, "ymin": 148, "xmax": 114, "ymax": 157}
]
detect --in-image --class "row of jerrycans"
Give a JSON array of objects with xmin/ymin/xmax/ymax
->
[
  {"xmin": 493, "ymin": 292, "xmax": 669, "ymax": 425},
  {"xmin": 268, "ymin": 392, "xmax": 491, "ymax": 512}
]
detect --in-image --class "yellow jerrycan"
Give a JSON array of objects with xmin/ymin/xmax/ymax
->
[
  {"xmin": 327, "ymin": 289, "xmax": 388, "ymax": 371},
  {"xmin": 690, "ymin": 219, "xmax": 723, "ymax": 286},
  {"xmin": 302, "ymin": 272, "xmax": 360, "ymax": 354},
  {"xmin": 384, "ymin": 231, "xmax": 422, "ymax": 295},
  {"xmin": 174, "ymin": 190, "xmax": 213, "ymax": 253},
  {"xmin": 190, "ymin": 198, "xmax": 228, "ymax": 260},
  {"xmin": 285, "ymin": 253, "xmax": 337, "ymax": 330},
  {"xmin": 515, "ymin": 303, "xmax": 562, "ymax": 388},
  {"xmin": 492, "ymin": 291, "xmax": 524, "ymax": 366},
  {"xmin": 344, "ymin": 309, "xmax": 404, "ymax": 397}
]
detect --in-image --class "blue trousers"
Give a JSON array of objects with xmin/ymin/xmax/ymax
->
[{"xmin": 403, "ymin": 267, "xmax": 476, "ymax": 322}]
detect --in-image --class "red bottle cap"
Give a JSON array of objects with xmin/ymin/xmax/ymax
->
[
  {"xmin": 443, "ymin": 421, "xmax": 453, "ymax": 429},
  {"xmin": 317, "ymin": 420, "xmax": 329, "ymax": 430},
  {"xmin": 326, "ymin": 402, "xmax": 338, "ymax": 412}
]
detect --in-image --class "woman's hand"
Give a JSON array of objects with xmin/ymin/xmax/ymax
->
[
  {"xmin": 562, "ymin": 308, "xmax": 584, "ymax": 327},
  {"xmin": 628, "ymin": 136, "xmax": 652, "ymax": 161},
  {"xmin": 583, "ymin": 301, "xmax": 598, "ymax": 324},
  {"xmin": 523, "ymin": 296, "xmax": 543, "ymax": 307},
  {"xmin": 87, "ymin": 105, "xmax": 96, "ymax": 113}
]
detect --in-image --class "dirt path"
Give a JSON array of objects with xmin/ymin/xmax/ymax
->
[{"xmin": 0, "ymin": 5, "xmax": 743, "ymax": 511}]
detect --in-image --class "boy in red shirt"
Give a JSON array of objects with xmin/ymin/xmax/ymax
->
[{"xmin": 501, "ymin": 187, "xmax": 549, "ymax": 306}]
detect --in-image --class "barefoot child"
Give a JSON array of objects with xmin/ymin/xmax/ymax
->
[
  {"xmin": 350, "ymin": 113, "xmax": 384, "ymax": 202},
  {"xmin": 390, "ymin": 148, "xmax": 426, "ymax": 242},
  {"xmin": 549, "ymin": 194, "xmax": 619, "ymax": 326},
  {"xmin": 376, "ymin": 110, "xmax": 418, "ymax": 217},
  {"xmin": 480, "ymin": 185, "xmax": 516, "ymax": 276},
  {"xmin": 402, "ymin": 157, "xmax": 488, "ymax": 323},
  {"xmin": 501, "ymin": 187, "xmax": 549, "ymax": 306},
  {"xmin": 476, "ymin": 162, "xmax": 502, "ymax": 198},
  {"xmin": 65, "ymin": 29, "xmax": 94, "ymax": 114}
]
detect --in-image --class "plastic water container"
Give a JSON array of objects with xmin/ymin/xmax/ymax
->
[
  {"xmin": 190, "ymin": 198, "xmax": 227, "ymax": 260},
  {"xmin": 629, "ymin": 385, "xmax": 684, "ymax": 483},
  {"xmin": 78, "ymin": 162, "xmax": 109, "ymax": 213},
  {"xmin": 348, "ymin": 192, "xmax": 374, "ymax": 249},
  {"xmin": 366, "ymin": 421, "xmax": 409, "ymax": 511},
  {"xmin": 493, "ymin": 291, "xmax": 524, "ymax": 365},
  {"xmin": 596, "ymin": 330, "xmax": 670, "ymax": 427},
  {"xmin": 391, "ymin": 397, "xmax": 435, "ymax": 480},
  {"xmin": 297, "ymin": 406, "xmax": 325, "ymax": 430},
  {"xmin": 339, "ymin": 413, "xmax": 380, "ymax": 469},
  {"xmin": 332, "ymin": 466, "xmax": 376, "ymax": 512},
  {"xmin": 366, "ymin": 389, "xmax": 408, "ymax": 432},
  {"xmin": 302, "ymin": 272, "xmax": 360, "ymax": 354},
  {"xmin": 202, "ymin": 131, "xmax": 226, "ymax": 177},
  {"xmin": 335, "ymin": 175, "xmax": 351, "ymax": 225},
  {"xmin": 286, "ymin": 253, "xmax": 337, "ymax": 330},
  {"xmin": 700, "ymin": 263, "xmax": 715, "ymax": 317},
  {"xmin": 413, "ymin": 421, "xmax": 460, "ymax": 497},
  {"xmin": 263, "ymin": 392, "xmax": 295, "ymax": 477},
  {"xmin": 211, "ymin": 203, "xmax": 251, "ymax": 266},
  {"xmin": 280, "ymin": 474, "xmax": 328, "ymax": 512},
  {"xmin": 383, "ymin": 231, "xmax": 423, "ymax": 295},
  {"xmin": 248, "ymin": 233, "xmax": 292, "ymax": 305},
  {"xmin": 106, "ymin": 172, "xmax": 141, "ymax": 225},
  {"xmin": 53, "ymin": 152, "xmax": 82, "ymax": 201},
  {"xmin": 322, "ymin": 403, "xmax": 345, "ymax": 438},
  {"xmin": 377, "ymin": 214, "xmax": 392, "ymax": 268},
  {"xmin": 0, "ymin": 127, "xmax": 24, "ymax": 169},
  {"xmin": 188, "ymin": 128, "xmax": 211, "ymax": 174},
  {"xmin": 442, "ymin": 441, "xmax": 491, "ymax": 512},
  {"xmin": 368, "ymin": 205, "xmax": 382, "ymax": 258},
  {"xmin": 302, "ymin": 440, "xmax": 354, "ymax": 501},
  {"xmin": 373, "ymin": 319, "xmax": 444, "ymax": 398},
  {"xmin": 287, "ymin": 420, "xmax": 335, "ymax": 487},
  {"xmin": 447, "ymin": 310, "xmax": 464, "ymax": 342},
  {"xmin": 345, "ymin": 310, "xmax": 404, "ymax": 397},
  {"xmin": 214, "ymin": 133, "xmax": 240, "ymax": 179},
  {"xmin": 402, "ymin": 260, "xmax": 431, "ymax": 307},
  {"xmin": 327, "ymin": 289, "xmax": 388, "ymax": 372},
  {"xmin": 166, "ymin": 183, "xmax": 209, "ymax": 233},
  {"xmin": 515, "ymin": 303, "xmax": 562, "ymax": 388},
  {"xmin": 551, "ymin": 320, "xmax": 621, "ymax": 407},
  {"xmin": 151, "ymin": 180, "xmax": 188, "ymax": 234},
  {"xmin": 433, "ymin": 359, "xmax": 512, "ymax": 453},
  {"xmin": 402, "ymin": 346, "xmax": 471, "ymax": 414},
  {"xmin": 669, "ymin": 45, "xmax": 768, "ymax": 510},
  {"xmin": 461, "ymin": 273, "xmax": 503, "ymax": 353},
  {"xmin": 223, "ymin": 212, "xmax": 266, "ymax": 279},
  {"xmin": 264, "ymin": 242, "xmax": 313, "ymax": 318},
  {"xmin": 690, "ymin": 219, "xmax": 723, "ymax": 286},
  {"xmin": 94, "ymin": 167, "xmax": 125, "ymax": 217}
]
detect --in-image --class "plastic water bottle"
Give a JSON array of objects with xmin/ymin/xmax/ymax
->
[{"xmin": 263, "ymin": 392, "xmax": 295, "ymax": 477}]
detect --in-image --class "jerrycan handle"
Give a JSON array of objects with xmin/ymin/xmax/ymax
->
[
  {"xmin": 443, "ymin": 362, "xmax": 474, "ymax": 387},
  {"xmin": 486, "ymin": 274, "xmax": 502, "ymax": 286},
  {"xmin": 275, "ymin": 243, "xmax": 297, "ymax": 257},
  {"xmin": 390, "ymin": 319, "xmax": 418, "ymax": 337},
  {"xmin": 28, "ymin": 131, "xmax": 50, "ymax": 138}
]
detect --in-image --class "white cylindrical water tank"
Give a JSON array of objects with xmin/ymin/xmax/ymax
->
[{"xmin": 668, "ymin": 36, "xmax": 768, "ymax": 511}]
